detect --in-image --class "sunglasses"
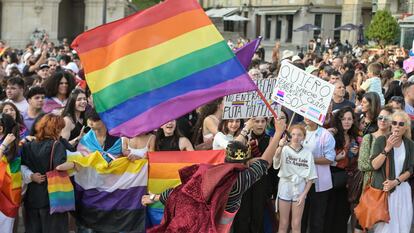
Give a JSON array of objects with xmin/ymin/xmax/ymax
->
[
  {"xmin": 391, "ymin": 121, "xmax": 405, "ymax": 127},
  {"xmin": 377, "ymin": 115, "xmax": 390, "ymax": 122}
]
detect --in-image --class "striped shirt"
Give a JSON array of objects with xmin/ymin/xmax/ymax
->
[{"xmin": 159, "ymin": 160, "xmax": 269, "ymax": 213}]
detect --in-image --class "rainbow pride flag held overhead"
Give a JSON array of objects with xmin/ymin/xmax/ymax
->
[
  {"xmin": 147, "ymin": 150, "xmax": 225, "ymax": 226},
  {"xmin": 72, "ymin": 0, "xmax": 256, "ymax": 137}
]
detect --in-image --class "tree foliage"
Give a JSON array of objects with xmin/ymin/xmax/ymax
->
[
  {"xmin": 365, "ymin": 10, "xmax": 400, "ymax": 45},
  {"xmin": 132, "ymin": 0, "xmax": 162, "ymax": 10}
]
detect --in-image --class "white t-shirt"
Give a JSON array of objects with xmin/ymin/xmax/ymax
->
[
  {"xmin": 274, "ymin": 145, "xmax": 318, "ymax": 182},
  {"xmin": 360, "ymin": 77, "xmax": 385, "ymax": 106},
  {"xmin": 393, "ymin": 142, "xmax": 406, "ymax": 176},
  {"xmin": 212, "ymin": 132, "xmax": 234, "ymax": 150},
  {"xmin": 5, "ymin": 99, "xmax": 29, "ymax": 114}
]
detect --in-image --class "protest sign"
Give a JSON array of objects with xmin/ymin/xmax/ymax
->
[
  {"xmin": 271, "ymin": 61, "xmax": 334, "ymax": 125},
  {"xmin": 223, "ymin": 79, "xmax": 278, "ymax": 119}
]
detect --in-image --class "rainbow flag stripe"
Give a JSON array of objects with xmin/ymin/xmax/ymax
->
[
  {"xmin": 71, "ymin": 0, "xmax": 255, "ymax": 137},
  {"xmin": 0, "ymin": 156, "xmax": 22, "ymax": 218},
  {"xmin": 147, "ymin": 150, "xmax": 225, "ymax": 226}
]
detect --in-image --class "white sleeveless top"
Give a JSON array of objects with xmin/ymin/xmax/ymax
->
[{"xmin": 124, "ymin": 135, "xmax": 153, "ymax": 158}]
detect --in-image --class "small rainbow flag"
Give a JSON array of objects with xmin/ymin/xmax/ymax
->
[
  {"xmin": 232, "ymin": 101, "xmax": 245, "ymax": 106},
  {"xmin": 147, "ymin": 150, "xmax": 225, "ymax": 227},
  {"xmin": 71, "ymin": 0, "xmax": 255, "ymax": 137},
  {"xmin": 0, "ymin": 156, "xmax": 22, "ymax": 218}
]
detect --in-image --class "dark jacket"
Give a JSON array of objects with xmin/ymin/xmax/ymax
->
[{"xmin": 21, "ymin": 139, "xmax": 67, "ymax": 209}]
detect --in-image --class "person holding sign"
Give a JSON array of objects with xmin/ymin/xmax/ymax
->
[
  {"xmin": 212, "ymin": 119, "xmax": 242, "ymax": 150},
  {"xmin": 300, "ymin": 118, "xmax": 336, "ymax": 233},
  {"xmin": 273, "ymin": 124, "xmax": 317, "ymax": 233},
  {"xmin": 232, "ymin": 117, "xmax": 274, "ymax": 233}
]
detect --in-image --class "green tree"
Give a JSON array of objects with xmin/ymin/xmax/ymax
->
[
  {"xmin": 365, "ymin": 10, "xmax": 400, "ymax": 46},
  {"xmin": 132, "ymin": 0, "xmax": 162, "ymax": 10}
]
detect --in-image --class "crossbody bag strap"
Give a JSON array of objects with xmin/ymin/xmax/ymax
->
[{"xmin": 48, "ymin": 141, "xmax": 58, "ymax": 170}]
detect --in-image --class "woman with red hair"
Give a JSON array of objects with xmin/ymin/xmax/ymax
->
[{"xmin": 21, "ymin": 114, "xmax": 69, "ymax": 233}]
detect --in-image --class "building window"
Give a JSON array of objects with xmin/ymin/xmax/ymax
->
[
  {"xmin": 224, "ymin": 21, "xmax": 234, "ymax": 32},
  {"xmin": 334, "ymin": 14, "xmax": 341, "ymax": 41},
  {"xmin": 265, "ymin": 15, "xmax": 272, "ymax": 39},
  {"xmin": 314, "ymin": 14, "xmax": 322, "ymax": 37},
  {"xmin": 276, "ymin": 16, "xmax": 282, "ymax": 40},
  {"xmin": 287, "ymin": 15, "xmax": 293, "ymax": 42}
]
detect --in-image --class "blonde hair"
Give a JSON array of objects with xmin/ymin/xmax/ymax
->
[{"xmin": 392, "ymin": 110, "xmax": 411, "ymax": 139}]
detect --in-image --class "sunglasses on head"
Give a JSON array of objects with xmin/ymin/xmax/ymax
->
[
  {"xmin": 391, "ymin": 121, "xmax": 405, "ymax": 127},
  {"xmin": 377, "ymin": 115, "xmax": 390, "ymax": 122}
]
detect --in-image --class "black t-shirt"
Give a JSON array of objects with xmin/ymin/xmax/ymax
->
[
  {"xmin": 332, "ymin": 99, "xmax": 356, "ymax": 112},
  {"xmin": 22, "ymin": 140, "xmax": 67, "ymax": 209},
  {"xmin": 22, "ymin": 64, "xmax": 36, "ymax": 77}
]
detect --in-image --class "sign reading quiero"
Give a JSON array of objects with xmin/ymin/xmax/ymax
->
[{"xmin": 271, "ymin": 61, "xmax": 335, "ymax": 125}]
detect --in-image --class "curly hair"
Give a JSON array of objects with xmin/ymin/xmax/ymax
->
[
  {"xmin": 42, "ymin": 71, "xmax": 75, "ymax": 98},
  {"xmin": 35, "ymin": 114, "xmax": 65, "ymax": 141}
]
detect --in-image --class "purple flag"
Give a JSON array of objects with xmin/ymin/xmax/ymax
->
[{"xmin": 235, "ymin": 37, "xmax": 262, "ymax": 70}]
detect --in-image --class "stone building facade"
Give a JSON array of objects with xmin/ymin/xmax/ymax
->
[
  {"xmin": 1, "ymin": 0, "xmax": 127, "ymax": 48},
  {"xmin": 202, "ymin": 0, "xmax": 411, "ymax": 46}
]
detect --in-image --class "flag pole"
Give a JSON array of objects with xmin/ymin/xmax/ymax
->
[{"xmin": 256, "ymin": 88, "xmax": 278, "ymax": 119}]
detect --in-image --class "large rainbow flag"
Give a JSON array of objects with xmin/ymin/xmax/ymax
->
[
  {"xmin": 147, "ymin": 150, "xmax": 225, "ymax": 226},
  {"xmin": 0, "ymin": 156, "xmax": 21, "ymax": 219},
  {"xmin": 71, "ymin": 0, "xmax": 256, "ymax": 137},
  {"xmin": 67, "ymin": 150, "xmax": 147, "ymax": 232}
]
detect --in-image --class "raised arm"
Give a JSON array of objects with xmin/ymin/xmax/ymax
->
[{"xmin": 260, "ymin": 118, "xmax": 286, "ymax": 167}]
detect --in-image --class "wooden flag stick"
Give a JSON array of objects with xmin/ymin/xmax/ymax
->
[
  {"xmin": 256, "ymin": 89, "xmax": 278, "ymax": 119},
  {"xmin": 287, "ymin": 112, "xmax": 296, "ymax": 130}
]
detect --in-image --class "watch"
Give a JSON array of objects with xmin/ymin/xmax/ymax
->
[
  {"xmin": 149, "ymin": 194, "xmax": 156, "ymax": 201},
  {"xmin": 396, "ymin": 178, "xmax": 402, "ymax": 185},
  {"xmin": 382, "ymin": 150, "xmax": 390, "ymax": 157}
]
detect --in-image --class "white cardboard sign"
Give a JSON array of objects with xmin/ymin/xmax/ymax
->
[
  {"xmin": 222, "ymin": 79, "xmax": 278, "ymax": 119},
  {"xmin": 271, "ymin": 61, "xmax": 334, "ymax": 125}
]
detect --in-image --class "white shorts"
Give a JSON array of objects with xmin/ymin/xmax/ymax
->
[{"xmin": 277, "ymin": 178, "xmax": 306, "ymax": 202}]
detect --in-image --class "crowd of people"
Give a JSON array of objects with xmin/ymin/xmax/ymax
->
[{"xmin": 0, "ymin": 32, "xmax": 413, "ymax": 233}]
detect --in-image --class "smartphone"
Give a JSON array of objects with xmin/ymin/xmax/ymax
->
[{"xmin": 83, "ymin": 126, "xmax": 91, "ymax": 133}]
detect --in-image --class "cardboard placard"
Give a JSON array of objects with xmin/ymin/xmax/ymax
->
[
  {"xmin": 222, "ymin": 79, "xmax": 278, "ymax": 119},
  {"xmin": 271, "ymin": 61, "xmax": 334, "ymax": 125}
]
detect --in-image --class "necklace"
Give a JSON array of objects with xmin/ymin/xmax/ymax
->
[{"xmin": 305, "ymin": 128, "xmax": 318, "ymax": 144}]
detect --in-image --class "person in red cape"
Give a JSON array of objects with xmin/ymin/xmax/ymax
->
[{"xmin": 142, "ymin": 118, "xmax": 287, "ymax": 233}]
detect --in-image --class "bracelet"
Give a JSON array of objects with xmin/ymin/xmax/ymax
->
[
  {"xmin": 0, "ymin": 144, "xmax": 8, "ymax": 151},
  {"xmin": 240, "ymin": 128, "xmax": 249, "ymax": 137},
  {"xmin": 396, "ymin": 178, "xmax": 401, "ymax": 185},
  {"xmin": 382, "ymin": 150, "xmax": 390, "ymax": 157}
]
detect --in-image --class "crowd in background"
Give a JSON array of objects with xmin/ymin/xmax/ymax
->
[{"xmin": 0, "ymin": 31, "xmax": 413, "ymax": 233}]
